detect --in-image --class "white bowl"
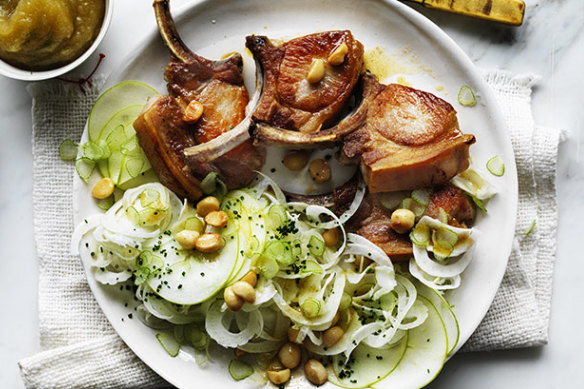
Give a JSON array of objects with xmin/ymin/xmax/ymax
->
[{"xmin": 0, "ymin": 0, "xmax": 113, "ymax": 81}]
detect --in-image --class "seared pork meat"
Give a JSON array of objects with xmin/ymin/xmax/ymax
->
[
  {"xmin": 347, "ymin": 192, "xmax": 414, "ymax": 261},
  {"xmin": 342, "ymin": 74, "xmax": 475, "ymax": 193},
  {"xmin": 164, "ymin": 54, "xmax": 248, "ymax": 146},
  {"xmin": 247, "ymin": 31, "xmax": 365, "ymax": 146},
  {"xmin": 329, "ymin": 178, "xmax": 475, "ymax": 261},
  {"xmin": 333, "ymin": 176, "xmax": 360, "ymax": 215},
  {"xmin": 133, "ymin": 0, "xmax": 264, "ymax": 200},
  {"xmin": 285, "ymin": 192, "xmax": 335, "ymax": 207},
  {"xmin": 424, "ymin": 184, "xmax": 475, "ymax": 227},
  {"xmin": 164, "ymin": 55, "xmax": 247, "ymax": 113},
  {"xmin": 282, "ymin": 178, "xmax": 412, "ymax": 260},
  {"xmin": 133, "ymin": 95, "xmax": 202, "ymax": 200},
  {"xmin": 164, "ymin": 54, "xmax": 264, "ymax": 188}
]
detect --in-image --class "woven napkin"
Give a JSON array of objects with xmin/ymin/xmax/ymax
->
[
  {"xmin": 18, "ymin": 70, "xmax": 561, "ymax": 388},
  {"xmin": 463, "ymin": 71, "xmax": 561, "ymax": 351}
]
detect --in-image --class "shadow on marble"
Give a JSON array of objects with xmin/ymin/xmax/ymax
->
[{"xmin": 426, "ymin": 346, "xmax": 545, "ymax": 388}]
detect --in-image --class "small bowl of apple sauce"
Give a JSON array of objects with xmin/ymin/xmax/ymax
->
[{"xmin": 0, "ymin": 0, "xmax": 113, "ymax": 81}]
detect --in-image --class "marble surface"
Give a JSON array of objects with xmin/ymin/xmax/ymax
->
[{"xmin": 1, "ymin": 0, "xmax": 583, "ymax": 388}]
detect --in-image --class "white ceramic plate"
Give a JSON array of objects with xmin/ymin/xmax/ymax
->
[{"xmin": 73, "ymin": 0, "xmax": 518, "ymax": 388}]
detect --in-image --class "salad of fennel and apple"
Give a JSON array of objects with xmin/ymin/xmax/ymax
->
[{"xmin": 69, "ymin": 80, "xmax": 500, "ymax": 389}]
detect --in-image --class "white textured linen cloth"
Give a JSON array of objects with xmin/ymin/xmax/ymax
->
[{"xmin": 18, "ymin": 70, "xmax": 561, "ymax": 388}]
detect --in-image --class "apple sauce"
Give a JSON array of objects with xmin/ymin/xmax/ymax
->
[{"xmin": 0, "ymin": 0, "xmax": 105, "ymax": 70}]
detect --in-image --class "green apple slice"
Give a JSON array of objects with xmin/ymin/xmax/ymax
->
[
  {"xmin": 372, "ymin": 296, "xmax": 448, "ymax": 389},
  {"xmin": 226, "ymin": 211, "xmax": 267, "ymax": 285},
  {"xmin": 88, "ymin": 81, "xmax": 157, "ymax": 142},
  {"xmin": 156, "ymin": 332, "xmax": 180, "ymax": 357},
  {"xmin": 95, "ymin": 104, "xmax": 151, "ymax": 184},
  {"xmin": 146, "ymin": 219, "xmax": 242, "ymax": 305},
  {"xmin": 223, "ymin": 190, "xmax": 267, "ymax": 285},
  {"xmin": 331, "ymin": 336, "xmax": 408, "ymax": 388},
  {"xmin": 117, "ymin": 168, "xmax": 158, "ymax": 191},
  {"xmin": 415, "ymin": 282, "xmax": 460, "ymax": 355}
]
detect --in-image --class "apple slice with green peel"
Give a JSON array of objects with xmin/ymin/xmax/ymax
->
[
  {"xmin": 95, "ymin": 105, "xmax": 151, "ymax": 184},
  {"xmin": 103, "ymin": 124, "xmax": 152, "ymax": 187},
  {"xmin": 98, "ymin": 105, "xmax": 144, "ymax": 142},
  {"xmin": 331, "ymin": 335, "xmax": 408, "ymax": 389},
  {"xmin": 88, "ymin": 81, "xmax": 157, "ymax": 142},
  {"xmin": 414, "ymin": 282, "xmax": 460, "ymax": 355},
  {"xmin": 224, "ymin": 193, "xmax": 267, "ymax": 285},
  {"xmin": 117, "ymin": 168, "xmax": 158, "ymax": 191},
  {"xmin": 146, "ymin": 217, "xmax": 244, "ymax": 305},
  {"xmin": 225, "ymin": 207, "xmax": 253, "ymax": 285},
  {"xmin": 104, "ymin": 124, "xmax": 132, "ymax": 185},
  {"xmin": 228, "ymin": 359, "xmax": 254, "ymax": 381},
  {"xmin": 116, "ymin": 134, "xmax": 152, "ymax": 187},
  {"xmin": 156, "ymin": 332, "xmax": 180, "ymax": 357},
  {"xmin": 372, "ymin": 296, "xmax": 448, "ymax": 389}
]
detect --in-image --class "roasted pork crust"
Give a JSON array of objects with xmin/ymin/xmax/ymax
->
[
  {"xmin": 251, "ymin": 73, "xmax": 382, "ymax": 147},
  {"xmin": 164, "ymin": 55, "xmax": 249, "ymax": 144},
  {"xmin": 165, "ymin": 55, "xmax": 245, "ymax": 104},
  {"xmin": 212, "ymin": 144, "xmax": 265, "ymax": 189},
  {"xmin": 246, "ymin": 31, "xmax": 364, "ymax": 133},
  {"xmin": 330, "ymin": 178, "xmax": 475, "ymax": 261},
  {"xmin": 159, "ymin": 53, "xmax": 264, "ymax": 191},
  {"xmin": 347, "ymin": 186, "xmax": 476, "ymax": 261},
  {"xmin": 366, "ymin": 84, "xmax": 459, "ymax": 147},
  {"xmin": 133, "ymin": 95, "xmax": 202, "ymax": 200},
  {"xmin": 134, "ymin": 95, "xmax": 265, "ymax": 201},
  {"xmin": 347, "ymin": 192, "xmax": 413, "ymax": 261},
  {"xmin": 424, "ymin": 184, "xmax": 475, "ymax": 227},
  {"xmin": 139, "ymin": 0, "xmax": 264, "ymax": 200},
  {"xmin": 362, "ymin": 136, "xmax": 474, "ymax": 193},
  {"xmin": 342, "ymin": 79, "xmax": 475, "ymax": 193}
]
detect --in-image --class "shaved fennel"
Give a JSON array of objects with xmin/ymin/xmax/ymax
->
[{"xmin": 72, "ymin": 168, "xmax": 484, "ymax": 386}]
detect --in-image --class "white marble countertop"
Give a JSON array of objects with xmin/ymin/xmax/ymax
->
[{"xmin": 1, "ymin": 0, "xmax": 583, "ymax": 388}]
